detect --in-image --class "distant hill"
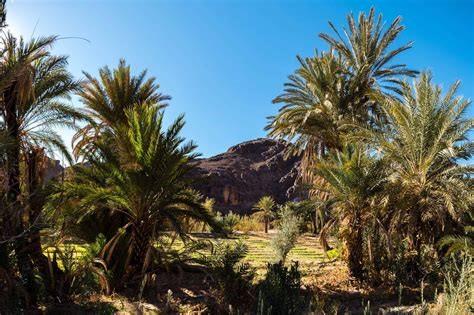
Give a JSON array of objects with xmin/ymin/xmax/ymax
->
[{"xmin": 191, "ymin": 138, "xmax": 300, "ymax": 214}]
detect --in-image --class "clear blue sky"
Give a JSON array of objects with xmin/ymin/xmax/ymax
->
[{"xmin": 9, "ymin": 0, "xmax": 474, "ymax": 157}]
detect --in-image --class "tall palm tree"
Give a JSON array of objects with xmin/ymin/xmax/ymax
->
[
  {"xmin": 269, "ymin": 10, "xmax": 416, "ymax": 237},
  {"xmin": 0, "ymin": 35, "xmax": 55, "ymax": 270},
  {"xmin": 319, "ymin": 7, "xmax": 417, "ymax": 99},
  {"xmin": 355, "ymin": 72, "xmax": 473, "ymax": 253},
  {"xmin": 52, "ymin": 104, "xmax": 220, "ymax": 288},
  {"xmin": 267, "ymin": 52, "xmax": 347, "ymax": 228},
  {"xmin": 252, "ymin": 196, "xmax": 276, "ymax": 233},
  {"xmin": 0, "ymin": 34, "xmax": 84, "ymax": 303},
  {"xmin": 269, "ymin": 8, "xmax": 417, "ymax": 192},
  {"xmin": 72, "ymin": 59, "xmax": 169, "ymax": 158},
  {"xmin": 0, "ymin": 33, "xmax": 83, "ymax": 302},
  {"xmin": 267, "ymin": 51, "xmax": 346, "ymax": 156}
]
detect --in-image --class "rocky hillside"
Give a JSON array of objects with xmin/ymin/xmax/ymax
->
[{"xmin": 191, "ymin": 138, "xmax": 300, "ymax": 214}]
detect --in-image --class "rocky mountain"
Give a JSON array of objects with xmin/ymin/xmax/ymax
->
[{"xmin": 191, "ymin": 138, "xmax": 300, "ymax": 214}]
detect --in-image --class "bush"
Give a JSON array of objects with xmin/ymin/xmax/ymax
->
[
  {"xmin": 206, "ymin": 241, "xmax": 255, "ymax": 310},
  {"xmin": 42, "ymin": 234, "xmax": 110, "ymax": 299},
  {"xmin": 388, "ymin": 240, "xmax": 439, "ymax": 286},
  {"xmin": 216, "ymin": 211, "xmax": 240, "ymax": 234},
  {"xmin": 437, "ymin": 254, "xmax": 473, "ymax": 314},
  {"xmin": 235, "ymin": 215, "xmax": 262, "ymax": 233},
  {"xmin": 256, "ymin": 261, "xmax": 305, "ymax": 315},
  {"xmin": 271, "ymin": 206, "xmax": 302, "ymax": 263}
]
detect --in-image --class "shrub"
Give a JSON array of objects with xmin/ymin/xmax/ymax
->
[
  {"xmin": 235, "ymin": 215, "xmax": 262, "ymax": 233},
  {"xmin": 216, "ymin": 211, "xmax": 240, "ymax": 234},
  {"xmin": 42, "ymin": 234, "xmax": 110, "ymax": 299},
  {"xmin": 388, "ymin": 240, "xmax": 439, "ymax": 286},
  {"xmin": 256, "ymin": 261, "xmax": 305, "ymax": 315},
  {"xmin": 437, "ymin": 254, "xmax": 473, "ymax": 314},
  {"xmin": 271, "ymin": 206, "xmax": 302, "ymax": 263},
  {"xmin": 206, "ymin": 241, "xmax": 255, "ymax": 310}
]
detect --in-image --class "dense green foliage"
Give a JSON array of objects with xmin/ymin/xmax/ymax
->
[
  {"xmin": 0, "ymin": 2, "xmax": 472, "ymax": 312},
  {"xmin": 51, "ymin": 104, "xmax": 221, "ymax": 289},
  {"xmin": 268, "ymin": 8, "xmax": 473, "ymax": 286},
  {"xmin": 257, "ymin": 262, "xmax": 305, "ymax": 315}
]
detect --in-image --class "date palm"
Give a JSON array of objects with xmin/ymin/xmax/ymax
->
[
  {"xmin": 73, "ymin": 59, "xmax": 169, "ymax": 158},
  {"xmin": 319, "ymin": 7, "xmax": 417, "ymax": 99},
  {"xmin": 52, "ymin": 104, "xmax": 220, "ymax": 288},
  {"xmin": 0, "ymin": 33, "xmax": 83, "ymax": 303},
  {"xmin": 355, "ymin": 73, "xmax": 473, "ymax": 252},
  {"xmin": 269, "ymin": 10, "xmax": 417, "ymax": 259},
  {"xmin": 267, "ymin": 52, "xmax": 346, "ymax": 212},
  {"xmin": 269, "ymin": 8, "xmax": 417, "ymax": 190},
  {"xmin": 314, "ymin": 145, "xmax": 388, "ymax": 279},
  {"xmin": 252, "ymin": 196, "xmax": 276, "ymax": 233}
]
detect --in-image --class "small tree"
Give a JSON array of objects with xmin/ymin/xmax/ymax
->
[
  {"xmin": 201, "ymin": 197, "xmax": 216, "ymax": 231},
  {"xmin": 253, "ymin": 196, "xmax": 276, "ymax": 233},
  {"xmin": 271, "ymin": 206, "xmax": 302, "ymax": 263}
]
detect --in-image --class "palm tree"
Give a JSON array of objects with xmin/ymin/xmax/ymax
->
[
  {"xmin": 52, "ymin": 104, "xmax": 220, "ymax": 288},
  {"xmin": 314, "ymin": 145, "xmax": 388, "ymax": 279},
  {"xmin": 72, "ymin": 59, "xmax": 169, "ymax": 158},
  {"xmin": 0, "ymin": 35, "xmax": 54, "ymax": 278},
  {"xmin": 355, "ymin": 72, "xmax": 473, "ymax": 253},
  {"xmin": 0, "ymin": 33, "xmax": 83, "ymax": 302},
  {"xmin": 319, "ymin": 8, "xmax": 417, "ymax": 100},
  {"xmin": 267, "ymin": 52, "xmax": 349, "ymax": 233},
  {"xmin": 269, "ymin": 9, "xmax": 416, "ymax": 234},
  {"xmin": 269, "ymin": 8, "xmax": 417, "ymax": 185},
  {"xmin": 253, "ymin": 196, "xmax": 276, "ymax": 233},
  {"xmin": 439, "ymin": 226, "xmax": 474, "ymax": 257}
]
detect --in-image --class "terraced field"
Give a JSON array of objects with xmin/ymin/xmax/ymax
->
[
  {"xmin": 165, "ymin": 231, "xmax": 333, "ymax": 277},
  {"xmin": 43, "ymin": 232, "xmax": 335, "ymax": 277},
  {"xmin": 236, "ymin": 232, "xmax": 326, "ymax": 271}
]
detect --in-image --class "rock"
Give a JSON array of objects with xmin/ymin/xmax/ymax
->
[
  {"xmin": 190, "ymin": 138, "xmax": 300, "ymax": 214},
  {"xmin": 42, "ymin": 157, "xmax": 64, "ymax": 182}
]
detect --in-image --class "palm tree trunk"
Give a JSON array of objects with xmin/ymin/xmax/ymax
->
[
  {"xmin": 129, "ymin": 222, "xmax": 152, "ymax": 280},
  {"xmin": 4, "ymin": 85, "xmax": 37, "ymax": 306},
  {"xmin": 311, "ymin": 212, "xmax": 318, "ymax": 234},
  {"xmin": 0, "ymin": 206, "xmax": 11, "ymax": 271},
  {"xmin": 264, "ymin": 217, "xmax": 268, "ymax": 233},
  {"xmin": 25, "ymin": 149, "xmax": 48, "ymax": 302},
  {"xmin": 346, "ymin": 217, "xmax": 364, "ymax": 280}
]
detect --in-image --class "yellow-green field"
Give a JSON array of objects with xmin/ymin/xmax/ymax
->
[
  {"xmin": 43, "ymin": 232, "xmax": 336, "ymax": 276},
  {"xmin": 165, "ymin": 232, "xmax": 335, "ymax": 275}
]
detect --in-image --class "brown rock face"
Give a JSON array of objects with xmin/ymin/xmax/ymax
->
[
  {"xmin": 191, "ymin": 138, "xmax": 300, "ymax": 214},
  {"xmin": 0, "ymin": 155, "xmax": 64, "ymax": 190}
]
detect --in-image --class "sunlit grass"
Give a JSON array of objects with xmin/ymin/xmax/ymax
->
[
  {"xmin": 161, "ymin": 232, "xmax": 329, "ymax": 276},
  {"xmin": 41, "ymin": 232, "xmax": 330, "ymax": 275}
]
